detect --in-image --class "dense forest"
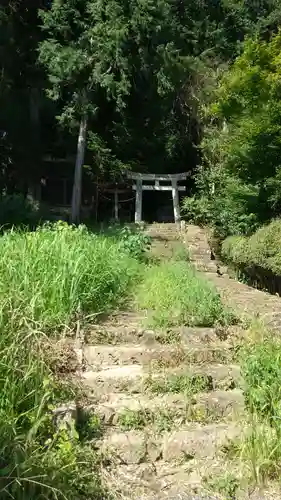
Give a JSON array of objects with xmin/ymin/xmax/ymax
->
[{"xmin": 1, "ymin": 0, "xmax": 281, "ymax": 227}]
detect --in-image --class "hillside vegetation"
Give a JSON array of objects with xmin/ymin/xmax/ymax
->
[
  {"xmin": 183, "ymin": 31, "xmax": 281, "ymax": 242},
  {"xmin": 0, "ymin": 222, "xmax": 143, "ymax": 499},
  {"xmin": 222, "ymin": 219, "xmax": 281, "ymax": 276}
]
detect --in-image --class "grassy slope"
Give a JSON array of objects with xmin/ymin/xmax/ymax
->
[
  {"xmin": 0, "ymin": 222, "xmax": 141, "ymax": 499},
  {"xmin": 221, "ymin": 219, "xmax": 281, "ymax": 275},
  {"xmin": 0, "ymin": 222, "xmax": 140, "ymax": 333}
]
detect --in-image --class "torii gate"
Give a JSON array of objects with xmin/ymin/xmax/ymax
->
[{"xmin": 127, "ymin": 172, "xmax": 187, "ymax": 223}]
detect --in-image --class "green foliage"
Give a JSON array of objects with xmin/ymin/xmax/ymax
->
[
  {"xmin": 41, "ymin": 438, "xmax": 104, "ymax": 500},
  {"xmin": 135, "ymin": 260, "xmax": 232, "ymax": 327},
  {"xmin": 119, "ymin": 225, "xmax": 151, "ymax": 260},
  {"xmin": 182, "ymin": 167, "xmax": 259, "ymax": 238},
  {"xmin": 242, "ymin": 338, "xmax": 281, "ymax": 422},
  {"xmin": 221, "ymin": 219, "xmax": 281, "ymax": 275},
  {"xmin": 0, "ymin": 194, "xmax": 45, "ymax": 229},
  {"xmin": 118, "ymin": 407, "xmax": 177, "ymax": 432},
  {"xmin": 185, "ymin": 30, "xmax": 281, "ymax": 239},
  {"xmin": 0, "ymin": 221, "xmax": 141, "ymax": 333},
  {"xmin": 3, "ymin": 0, "xmax": 281, "ymax": 189},
  {"xmin": 0, "ymin": 222, "xmax": 148, "ymax": 498},
  {"xmin": 0, "ymin": 328, "xmax": 105, "ymax": 499},
  {"xmin": 146, "ymin": 373, "xmax": 213, "ymax": 395},
  {"xmin": 118, "ymin": 409, "xmax": 152, "ymax": 431},
  {"xmin": 204, "ymin": 472, "xmax": 240, "ymax": 499},
  {"xmin": 38, "ymin": 0, "xmax": 193, "ymax": 175},
  {"xmin": 77, "ymin": 413, "xmax": 103, "ymax": 442},
  {"xmin": 39, "ymin": 0, "xmax": 132, "ymax": 117},
  {"xmin": 240, "ymin": 333, "xmax": 281, "ymax": 482}
]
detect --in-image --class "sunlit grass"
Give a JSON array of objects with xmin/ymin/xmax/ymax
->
[
  {"xmin": 0, "ymin": 222, "xmax": 141, "ymax": 334},
  {"xmin": 135, "ymin": 260, "xmax": 232, "ymax": 327},
  {"xmin": 0, "ymin": 222, "xmax": 142, "ymax": 499}
]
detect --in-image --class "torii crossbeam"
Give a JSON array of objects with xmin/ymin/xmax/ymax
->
[{"xmin": 127, "ymin": 172, "xmax": 187, "ymax": 223}]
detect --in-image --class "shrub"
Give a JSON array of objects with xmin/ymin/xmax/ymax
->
[
  {"xmin": 0, "ymin": 194, "xmax": 45, "ymax": 229},
  {"xmin": 182, "ymin": 168, "xmax": 260, "ymax": 240},
  {"xmin": 135, "ymin": 260, "xmax": 232, "ymax": 327},
  {"xmin": 119, "ymin": 224, "xmax": 151, "ymax": 260},
  {"xmin": 221, "ymin": 218, "xmax": 281, "ymax": 275}
]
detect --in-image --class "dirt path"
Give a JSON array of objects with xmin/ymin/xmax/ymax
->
[{"xmin": 76, "ymin": 223, "xmax": 281, "ymax": 499}]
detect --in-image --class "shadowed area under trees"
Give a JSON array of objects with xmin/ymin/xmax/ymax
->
[{"xmin": 3, "ymin": 0, "xmax": 281, "ymax": 224}]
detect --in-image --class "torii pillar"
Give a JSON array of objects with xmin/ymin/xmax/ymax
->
[{"xmin": 127, "ymin": 173, "xmax": 187, "ymax": 223}]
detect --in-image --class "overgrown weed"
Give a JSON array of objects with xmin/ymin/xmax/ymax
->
[
  {"xmin": 118, "ymin": 407, "xmax": 179, "ymax": 432},
  {"xmin": 0, "ymin": 328, "xmax": 106, "ymax": 499},
  {"xmin": 0, "ymin": 222, "xmax": 142, "ymax": 333},
  {"xmin": 145, "ymin": 372, "xmax": 213, "ymax": 395},
  {"xmin": 135, "ymin": 260, "xmax": 234, "ymax": 328},
  {"xmin": 0, "ymin": 221, "xmax": 147, "ymax": 499},
  {"xmin": 204, "ymin": 472, "xmax": 240, "ymax": 499},
  {"xmin": 238, "ymin": 324, "xmax": 281, "ymax": 485}
]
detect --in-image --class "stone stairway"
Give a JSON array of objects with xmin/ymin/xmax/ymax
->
[
  {"xmin": 80, "ymin": 320, "xmax": 244, "ymax": 499},
  {"xmin": 71, "ymin": 223, "xmax": 249, "ymax": 499},
  {"xmin": 183, "ymin": 224, "xmax": 281, "ymax": 331},
  {"xmin": 71, "ymin": 223, "xmax": 281, "ymax": 499}
]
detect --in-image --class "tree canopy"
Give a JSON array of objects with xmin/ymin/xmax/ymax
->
[{"xmin": 2, "ymin": 0, "xmax": 281, "ymax": 223}]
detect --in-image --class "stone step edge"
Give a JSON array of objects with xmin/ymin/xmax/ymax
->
[
  {"xmin": 97, "ymin": 422, "xmax": 242, "ymax": 464},
  {"xmin": 87, "ymin": 389, "xmax": 244, "ymax": 426},
  {"xmin": 80, "ymin": 362, "xmax": 241, "ymax": 381}
]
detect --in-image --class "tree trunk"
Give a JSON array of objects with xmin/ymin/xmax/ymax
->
[
  {"xmin": 30, "ymin": 87, "xmax": 40, "ymax": 143},
  {"xmin": 71, "ymin": 113, "xmax": 87, "ymax": 224}
]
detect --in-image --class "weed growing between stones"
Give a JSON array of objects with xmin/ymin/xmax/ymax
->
[
  {"xmin": 117, "ymin": 403, "xmax": 223, "ymax": 431},
  {"xmin": 135, "ymin": 261, "xmax": 235, "ymax": 328},
  {"xmin": 145, "ymin": 373, "xmax": 213, "ymax": 396},
  {"xmin": 118, "ymin": 407, "xmax": 179, "ymax": 432},
  {"xmin": 204, "ymin": 472, "xmax": 240, "ymax": 498}
]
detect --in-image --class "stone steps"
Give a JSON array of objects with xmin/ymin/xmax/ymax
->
[
  {"xmin": 91, "ymin": 389, "xmax": 244, "ymax": 426},
  {"xmin": 182, "ymin": 224, "xmax": 281, "ymax": 332},
  {"xmin": 86, "ymin": 324, "xmax": 244, "ymax": 346},
  {"xmin": 103, "ymin": 459, "xmax": 281, "ymax": 499},
  {"xmin": 81, "ymin": 362, "xmax": 241, "ymax": 395},
  {"xmin": 98, "ymin": 419, "xmax": 242, "ymax": 498},
  {"xmin": 77, "ymin": 224, "xmax": 251, "ymax": 499},
  {"xmin": 98, "ymin": 422, "xmax": 241, "ymax": 465},
  {"xmin": 103, "ymin": 459, "xmax": 239, "ymax": 499},
  {"xmin": 82, "ymin": 340, "xmax": 235, "ymax": 370}
]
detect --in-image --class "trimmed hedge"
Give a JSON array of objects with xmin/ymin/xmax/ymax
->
[
  {"xmin": 222, "ymin": 219, "xmax": 281, "ymax": 294},
  {"xmin": 222, "ymin": 219, "xmax": 281, "ymax": 275}
]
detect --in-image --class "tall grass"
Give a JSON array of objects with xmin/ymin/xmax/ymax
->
[
  {"xmin": 0, "ymin": 222, "xmax": 141, "ymax": 333},
  {"xmin": 240, "ymin": 334, "xmax": 281, "ymax": 483},
  {"xmin": 0, "ymin": 328, "xmax": 107, "ymax": 499},
  {"xmin": 0, "ymin": 222, "xmax": 142, "ymax": 499},
  {"xmin": 135, "ymin": 260, "xmax": 232, "ymax": 328}
]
